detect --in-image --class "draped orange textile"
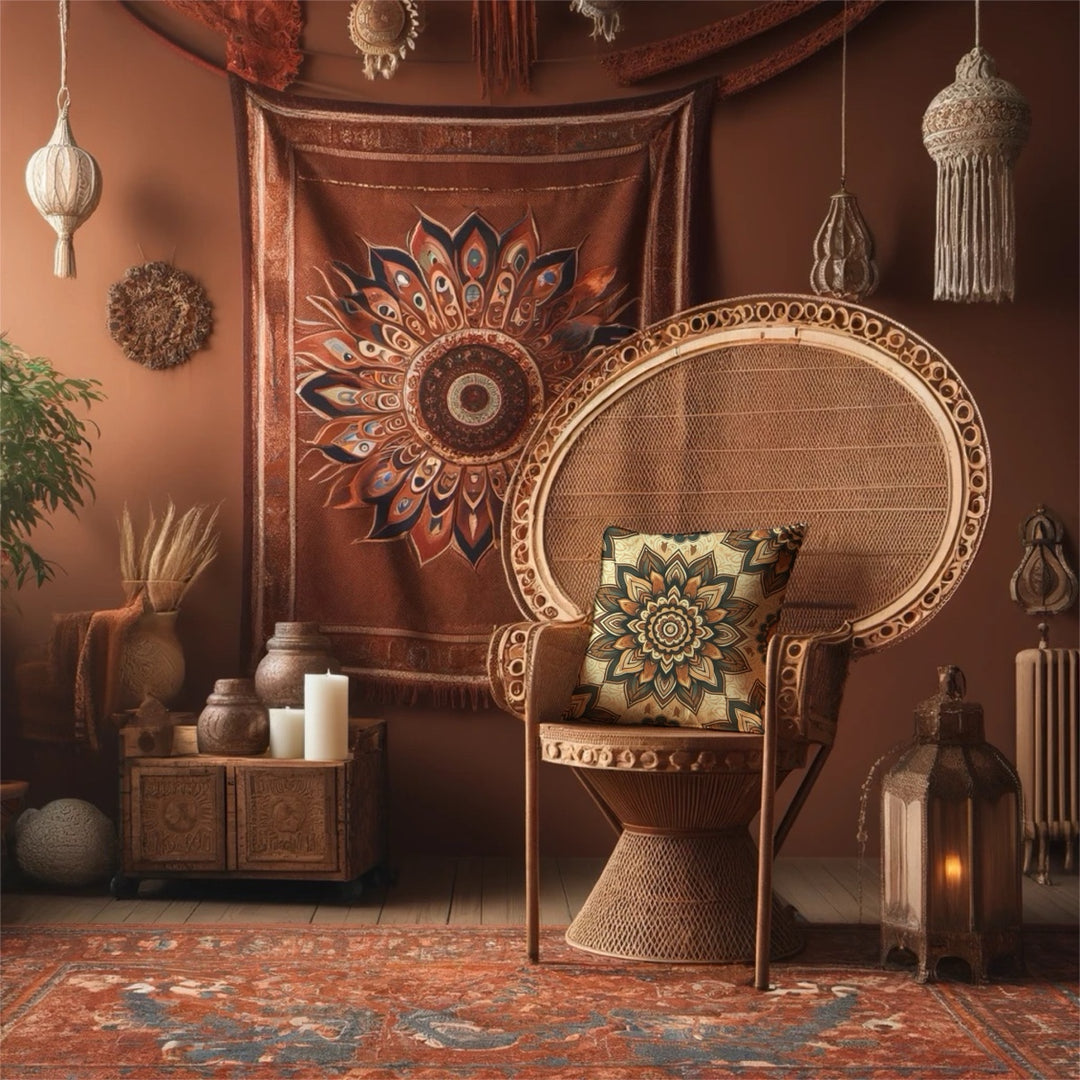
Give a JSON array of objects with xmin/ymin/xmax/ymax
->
[{"xmin": 161, "ymin": 0, "xmax": 302, "ymax": 90}]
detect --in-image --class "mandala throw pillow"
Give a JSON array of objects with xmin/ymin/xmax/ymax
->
[{"xmin": 566, "ymin": 524, "xmax": 806, "ymax": 732}]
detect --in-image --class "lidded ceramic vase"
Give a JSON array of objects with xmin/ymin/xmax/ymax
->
[
  {"xmin": 197, "ymin": 678, "xmax": 269, "ymax": 756},
  {"xmin": 254, "ymin": 621, "xmax": 341, "ymax": 707}
]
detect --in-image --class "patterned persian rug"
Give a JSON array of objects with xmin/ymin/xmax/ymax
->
[{"xmin": 1, "ymin": 925, "xmax": 1075, "ymax": 1078}]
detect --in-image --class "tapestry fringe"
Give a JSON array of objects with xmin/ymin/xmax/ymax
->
[{"xmin": 352, "ymin": 672, "xmax": 495, "ymax": 712}]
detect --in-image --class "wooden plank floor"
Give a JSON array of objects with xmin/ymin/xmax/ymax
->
[{"xmin": 2, "ymin": 857, "xmax": 1076, "ymax": 927}]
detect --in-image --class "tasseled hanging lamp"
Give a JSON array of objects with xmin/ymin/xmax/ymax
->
[
  {"xmin": 809, "ymin": 2, "xmax": 878, "ymax": 302},
  {"xmin": 25, "ymin": 0, "xmax": 101, "ymax": 279},
  {"xmin": 922, "ymin": 1, "xmax": 1030, "ymax": 303}
]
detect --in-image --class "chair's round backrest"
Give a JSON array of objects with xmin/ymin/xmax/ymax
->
[{"xmin": 502, "ymin": 296, "xmax": 989, "ymax": 659}]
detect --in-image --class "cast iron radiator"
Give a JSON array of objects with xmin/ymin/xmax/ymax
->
[{"xmin": 1015, "ymin": 634, "xmax": 1079, "ymax": 883}]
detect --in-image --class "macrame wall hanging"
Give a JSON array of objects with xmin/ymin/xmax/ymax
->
[
  {"xmin": 922, "ymin": 0, "xmax": 1030, "ymax": 303},
  {"xmin": 809, "ymin": 1, "xmax": 878, "ymax": 301},
  {"xmin": 25, "ymin": 0, "xmax": 101, "ymax": 279},
  {"xmin": 570, "ymin": 0, "xmax": 623, "ymax": 43},
  {"xmin": 471, "ymin": 0, "xmax": 537, "ymax": 97},
  {"xmin": 347, "ymin": 0, "xmax": 424, "ymax": 80}
]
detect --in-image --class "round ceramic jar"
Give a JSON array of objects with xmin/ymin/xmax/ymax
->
[
  {"xmin": 254, "ymin": 621, "xmax": 341, "ymax": 707},
  {"xmin": 197, "ymin": 678, "xmax": 269, "ymax": 755}
]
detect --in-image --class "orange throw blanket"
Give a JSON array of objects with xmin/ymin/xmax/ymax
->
[{"xmin": 46, "ymin": 597, "xmax": 144, "ymax": 749}]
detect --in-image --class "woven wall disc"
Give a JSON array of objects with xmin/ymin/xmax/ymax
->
[{"xmin": 107, "ymin": 261, "xmax": 213, "ymax": 370}]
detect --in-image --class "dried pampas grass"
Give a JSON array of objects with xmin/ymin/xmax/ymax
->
[{"xmin": 119, "ymin": 500, "xmax": 220, "ymax": 612}]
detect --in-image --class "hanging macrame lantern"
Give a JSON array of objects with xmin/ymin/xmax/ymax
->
[
  {"xmin": 347, "ymin": 0, "xmax": 424, "ymax": 80},
  {"xmin": 922, "ymin": 5, "xmax": 1030, "ymax": 303},
  {"xmin": 571, "ymin": 0, "xmax": 623, "ymax": 43},
  {"xmin": 25, "ymin": 0, "xmax": 101, "ymax": 279},
  {"xmin": 810, "ymin": 2, "xmax": 878, "ymax": 302}
]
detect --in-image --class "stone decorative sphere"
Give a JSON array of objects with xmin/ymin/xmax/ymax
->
[{"xmin": 12, "ymin": 799, "xmax": 118, "ymax": 886}]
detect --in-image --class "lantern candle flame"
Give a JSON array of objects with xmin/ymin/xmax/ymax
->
[{"xmin": 943, "ymin": 853, "xmax": 963, "ymax": 887}]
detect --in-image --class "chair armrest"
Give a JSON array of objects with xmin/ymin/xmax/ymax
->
[
  {"xmin": 487, "ymin": 619, "xmax": 592, "ymax": 721},
  {"xmin": 773, "ymin": 623, "xmax": 854, "ymax": 746}
]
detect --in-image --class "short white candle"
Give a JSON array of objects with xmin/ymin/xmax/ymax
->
[
  {"xmin": 304, "ymin": 671, "xmax": 349, "ymax": 760},
  {"xmin": 268, "ymin": 708, "xmax": 305, "ymax": 758}
]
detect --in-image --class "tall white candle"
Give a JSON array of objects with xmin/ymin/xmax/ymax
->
[
  {"xmin": 268, "ymin": 707, "xmax": 305, "ymax": 758},
  {"xmin": 304, "ymin": 671, "xmax": 349, "ymax": 760}
]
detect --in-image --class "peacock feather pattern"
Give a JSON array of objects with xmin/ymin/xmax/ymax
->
[{"xmin": 296, "ymin": 210, "xmax": 633, "ymax": 566}]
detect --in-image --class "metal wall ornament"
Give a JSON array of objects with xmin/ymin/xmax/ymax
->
[
  {"xmin": 571, "ymin": 0, "xmax": 623, "ymax": 43},
  {"xmin": 107, "ymin": 262, "xmax": 213, "ymax": 370},
  {"xmin": 922, "ymin": 1, "xmax": 1030, "ymax": 303},
  {"xmin": 1010, "ymin": 506, "xmax": 1078, "ymax": 616},
  {"xmin": 809, "ymin": 1, "xmax": 878, "ymax": 302},
  {"xmin": 25, "ymin": 0, "xmax": 101, "ymax": 279},
  {"xmin": 347, "ymin": 0, "xmax": 424, "ymax": 80}
]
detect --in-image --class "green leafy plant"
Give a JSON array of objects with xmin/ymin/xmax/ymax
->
[{"xmin": 0, "ymin": 334, "xmax": 104, "ymax": 589}]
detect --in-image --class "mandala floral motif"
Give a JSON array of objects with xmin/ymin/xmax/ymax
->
[
  {"xmin": 296, "ymin": 211, "xmax": 633, "ymax": 566},
  {"xmin": 587, "ymin": 544, "xmax": 754, "ymax": 714},
  {"xmin": 721, "ymin": 524, "xmax": 805, "ymax": 597}
]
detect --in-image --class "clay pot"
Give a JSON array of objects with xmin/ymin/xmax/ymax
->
[
  {"xmin": 117, "ymin": 609, "xmax": 185, "ymax": 709},
  {"xmin": 197, "ymin": 678, "xmax": 269, "ymax": 756},
  {"xmin": 254, "ymin": 621, "xmax": 341, "ymax": 707}
]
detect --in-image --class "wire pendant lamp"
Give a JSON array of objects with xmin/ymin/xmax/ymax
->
[
  {"xmin": 810, "ymin": 2, "xmax": 878, "ymax": 302},
  {"xmin": 25, "ymin": 0, "xmax": 101, "ymax": 279},
  {"xmin": 922, "ymin": 1, "xmax": 1030, "ymax": 303}
]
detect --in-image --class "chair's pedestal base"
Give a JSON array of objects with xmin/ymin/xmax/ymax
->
[{"xmin": 566, "ymin": 828, "xmax": 803, "ymax": 963}]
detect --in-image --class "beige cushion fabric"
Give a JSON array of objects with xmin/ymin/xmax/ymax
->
[{"xmin": 567, "ymin": 525, "xmax": 805, "ymax": 731}]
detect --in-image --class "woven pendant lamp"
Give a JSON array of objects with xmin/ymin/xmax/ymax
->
[
  {"xmin": 25, "ymin": 0, "xmax": 101, "ymax": 279},
  {"xmin": 810, "ymin": 2, "xmax": 878, "ymax": 302},
  {"xmin": 922, "ymin": 2, "xmax": 1030, "ymax": 302}
]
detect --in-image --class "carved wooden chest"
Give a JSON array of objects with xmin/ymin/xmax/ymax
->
[{"xmin": 115, "ymin": 718, "xmax": 386, "ymax": 896}]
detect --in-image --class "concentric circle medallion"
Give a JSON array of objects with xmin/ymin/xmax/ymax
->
[{"xmin": 405, "ymin": 330, "xmax": 544, "ymax": 464}]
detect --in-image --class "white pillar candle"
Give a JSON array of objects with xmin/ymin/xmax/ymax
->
[
  {"xmin": 268, "ymin": 707, "xmax": 305, "ymax": 758},
  {"xmin": 304, "ymin": 671, "xmax": 350, "ymax": 760}
]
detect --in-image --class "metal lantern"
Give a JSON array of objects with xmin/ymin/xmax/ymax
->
[
  {"xmin": 25, "ymin": 0, "xmax": 101, "ymax": 279},
  {"xmin": 809, "ymin": 3, "xmax": 878, "ymax": 302},
  {"xmin": 922, "ymin": 30, "xmax": 1030, "ymax": 302},
  {"xmin": 881, "ymin": 666, "xmax": 1024, "ymax": 983},
  {"xmin": 810, "ymin": 186, "xmax": 879, "ymax": 301}
]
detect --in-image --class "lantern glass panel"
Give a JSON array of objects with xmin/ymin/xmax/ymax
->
[
  {"xmin": 928, "ymin": 796, "xmax": 972, "ymax": 932},
  {"xmin": 883, "ymin": 790, "xmax": 923, "ymax": 928},
  {"xmin": 976, "ymin": 792, "xmax": 1020, "ymax": 929}
]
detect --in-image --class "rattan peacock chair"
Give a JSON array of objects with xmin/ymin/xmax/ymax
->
[{"xmin": 488, "ymin": 295, "xmax": 990, "ymax": 988}]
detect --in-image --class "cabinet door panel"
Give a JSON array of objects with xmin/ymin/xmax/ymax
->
[
  {"xmin": 233, "ymin": 765, "xmax": 340, "ymax": 873},
  {"xmin": 128, "ymin": 763, "xmax": 227, "ymax": 872}
]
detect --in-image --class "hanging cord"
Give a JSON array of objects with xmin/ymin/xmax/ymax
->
[
  {"xmin": 57, "ymin": 0, "xmax": 70, "ymax": 115},
  {"xmin": 839, "ymin": 0, "xmax": 847, "ymax": 188},
  {"xmin": 855, "ymin": 736, "xmax": 914, "ymax": 924},
  {"xmin": 974, "ymin": 0, "xmax": 981, "ymax": 47}
]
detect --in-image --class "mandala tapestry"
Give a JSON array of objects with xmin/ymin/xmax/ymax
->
[{"xmin": 233, "ymin": 77, "xmax": 712, "ymax": 704}]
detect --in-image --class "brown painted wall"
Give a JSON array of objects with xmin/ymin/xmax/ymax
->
[{"xmin": 1, "ymin": 1, "xmax": 1076, "ymax": 860}]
